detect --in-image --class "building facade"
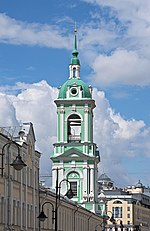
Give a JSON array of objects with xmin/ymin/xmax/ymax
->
[
  {"xmin": 39, "ymin": 186, "xmax": 103, "ymax": 231},
  {"xmin": 98, "ymin": 173, "xmax": 150, "ymax": 230},
  {"xmin": 51, "ymin": 28, "xmax": 100, "ymax": 213},
  {"xmin": 0, "ymin": 123, "xmax": 41, "ymax": 231}
]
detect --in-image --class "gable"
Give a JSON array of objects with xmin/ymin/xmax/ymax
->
[{"xmin": 51, "ymin": 148, "xmax": 95, "ymax": 161}]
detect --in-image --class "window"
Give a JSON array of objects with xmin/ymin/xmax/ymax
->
[
  {"xmin": 113, "ymin": 207, "xmax": 122, "ymax": 218},
  {"xmin": 13, "ymin": 200, "xmax": 16, "ymax": 225},
  {"xmin": 68, "ymin": 114, "xmax": 81, "ymax": 142},
  {"xmin": 73, "ymin": 67, "xmax": 76, "ymax": 77},
  {"xmin": 127, "ymin": 214, "xmax": 130, "ymax": 218},
  {"xmin": 113, "ymin": 200, "xmax": 122, "ymax": 204},
  {"xmin": 127, "ymin": 206, "xmax": 130, "ymax": 211},
  {"xmin": 70, "ymin": 181, "xmax": 77, "ymax": 196},
  {"xmin": 70, "ymin": 87, "xmax": 78, "ymax": 96}
]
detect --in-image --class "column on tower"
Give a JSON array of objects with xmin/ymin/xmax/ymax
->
[
  {"xmin": 59, "ymin": 106, "xmax": 64, "ymax": 143},
  {"xmin": 90, "ymin": 167, "xmax": 94, "ymax": 201},
  {"xmin": 84, "ymin": 105, "xmax": 89, "ymax": 143},
  {"xmin": 83, "ymin": 166, "xmax": 87, "ymax": 200}
]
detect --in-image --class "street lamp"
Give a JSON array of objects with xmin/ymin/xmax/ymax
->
[
  {"xmin": 38, "ymin": 167, "xmax": 74, "ymax": 231},
  {"xmin": 37, "ymin": 201, "xmax": 55, "ymax": 223},
  {"xmin": 106, "ymin": 211, "xmax": 118, "ymax": 231},
  {"xmin": 0, "ymin": 140, "xmax": 27, "ymax": 230},
  {"xmin": 0, "ymin": 140, "xmax": 27, "ymax": 176},
  {"xmin": 117, "ymin": 219, "xmax": 124, "ymax": 231},
  {"xmin": 55, "ymin": 168, "xmax": 74, "ymax": 231}
]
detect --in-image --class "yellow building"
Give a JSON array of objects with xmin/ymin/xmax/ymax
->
[
  {"xmin": 38, "ymin": 186, "xmax": 103, "ymax": 231},
  {"xmin": 0, "ymin": 123, "xmax": 41, "ymax": 231},
  {"xmin": 98, "ymin": 174, "xmax": 150, "ymax": 231}
]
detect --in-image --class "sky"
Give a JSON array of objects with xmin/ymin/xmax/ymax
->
[{"xmin": 0, "ymin": 0, "xmax": 150, "ymax": 188}]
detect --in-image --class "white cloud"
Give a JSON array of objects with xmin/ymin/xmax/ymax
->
[
  {"xmin": 1, "ymin": 81, "xmax": 150, "ymax": 186},
  {"xmin": 80, "ymin": 0, "xmax": 150, "ymax": 87},
  {"xmin": 0, "ymin": 13, "xmax": 71, "ymax": 48},
  {"xmin": 1, "ymin": 2, "xmax": 150, "ymax": 87},
  {"xmin": 0, "ymin": 93, "xmax": 19, "ymax": 126},
  {"xmin": 91, "ymin": 49, "xmax": 150, "ymax": 86}
]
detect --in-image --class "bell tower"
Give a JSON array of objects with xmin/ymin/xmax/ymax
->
[{"xmin": 51, "ymin": 27, "xmax": 100, "ymax": 212}]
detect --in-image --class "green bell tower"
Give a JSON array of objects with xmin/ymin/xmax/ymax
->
[{"xmin": 51, "ymin": 27, "xmax": 100, "ymax": 212}]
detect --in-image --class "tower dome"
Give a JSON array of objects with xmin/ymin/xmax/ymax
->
[{"xmin": 58, "ymin": 78, "xmax": 92, "ymax": 99}]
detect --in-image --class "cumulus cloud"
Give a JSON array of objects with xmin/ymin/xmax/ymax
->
[
  {"xmin": 80, "ymin": 0, "xmax": 150, "ymax": 87},
  {"xmin": 0, "ymin": 81, "xmax": 150, "ymax": 186},
  {"xmin": 0, "ymin": 13, "xmax": 71, "ymax": 48},
  {"xmin": 0, "ymin": 93, "xmax": 18, "ymax": 126},
  {"xmin": 1, "ymin": 1, "xmax": 150, "ymax": 87},
  {"xmin": 91, "ymin": 49, "xmax": 150, "ymax": 86},
  {"xmin": 92, "ymin": 88, "xmax": 150, "ymax": 184}
]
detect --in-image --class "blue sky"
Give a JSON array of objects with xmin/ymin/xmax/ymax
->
[{"xmin": 0, "ymin": 0, "xmax": 150, "ymax": 187}]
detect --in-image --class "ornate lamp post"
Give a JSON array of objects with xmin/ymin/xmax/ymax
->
[
  {"xmin": 117, "ymin": 219, "xmax": 124, "ymax": 231},
  {"xmin": 0, "ymin": 140, "xmax": 26, "ymax": 176},
  {"xmin": 37, "ymin": 167, "xmax": 74, "ymax": 231},
  {"xmin": 37, "ymin": 201, "xmax": 55, "ymax": 223},
  {"xmin": 0, "ymin": 140, "xmax": 27, "ymax": 231}
]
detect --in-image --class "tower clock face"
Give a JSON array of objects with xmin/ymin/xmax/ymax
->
[{"xmin": 70, "ymin": 87, "xmax": 78, "ymax": 96}]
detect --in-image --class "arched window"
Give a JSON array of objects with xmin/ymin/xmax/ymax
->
[
  {"xmin": 67, "ymin": 172, "xmax": 80, "ymax": 197},
  {"xmin": 113, "ymin": 200, "xmax": 122, "ymax": 204},
  {"xmin": 67, "ymin": 114, "xmax": 81, "ymax": 142}
]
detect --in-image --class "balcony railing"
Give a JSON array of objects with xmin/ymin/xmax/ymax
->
[{"xmin": 69, "ymin": 135, "xmax": 81, "ymax": 142}]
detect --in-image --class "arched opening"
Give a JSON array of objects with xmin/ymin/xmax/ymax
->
[
  {"xmin": 73, "ymin": 67, "xmax": 76, "ymax": 77},
  {"xmin": 67, "ymin": 171, "xmax": 80, "ymax": 198},
  {"xmin": 67, "ymin": 114, "xmax": 81, "ymax": 142}
]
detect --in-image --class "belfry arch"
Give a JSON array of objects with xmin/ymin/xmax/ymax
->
[{"xmin": 67, "ymin": 114, "xmax": 81, "ymax": 142}]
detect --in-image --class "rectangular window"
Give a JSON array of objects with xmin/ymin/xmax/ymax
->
[
  {"xmin": 70, "ymin": 181, "xmax": 77, "ymax": 196},
  {"xmin": 113, "ymin": 207, "xmax": 122, "ymax": 218},
  {"xmin": 127, "ymin": 213, "xmax": 130, "ymax": 218},
  {"xmin": 13, "ymin": 200, "xmax": 16, "ymax": 225},
  {"xmin": 127, "ymin": 206, "xmax": 130, "ymax": 211}
]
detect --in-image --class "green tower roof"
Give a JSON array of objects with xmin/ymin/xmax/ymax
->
[
  {"xmin": 58, "ymin": 78, "xmax": 91, "ymax": 99},
  {"xmin": 70, "ymin": 26, "xmax": 80, "ymax": 65},
  {"xmin": 58, "ymin": 25, "xmax": 91, "ymax": 99}
]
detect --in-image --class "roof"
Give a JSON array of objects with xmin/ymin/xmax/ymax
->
[
  {"xmin": 136, "ymin": 180, "xmax": 144, "ymax": 188},
  {"xmin": 98, "ymin": 173, "xmax": 112, "ymax": 182},
  {"xmin": 58, "ymin": 78, "xmax": 92, "ymax": 99},
  {"xmin": 70, "ymin": 26, "xmax": 80, "ymax": 65},
  {"xmin": 0, "ymin": 122, "xmax": 35, "ymax": 145}
]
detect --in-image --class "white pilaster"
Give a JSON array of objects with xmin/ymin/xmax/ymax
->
[
  {"xmin": 84, "ymin": 107, "xmax": 88, "ymax": 142},
  {"xmin": 83, "ymin": 167, "xmax": 87, "ymax": 194},
  {"xmin": 60, "ymin": 108, "xmax": 64, "ymax": 142},
  {"xmin": 90, "ymin": 168, "xmax": 94, "ymax": 195}
]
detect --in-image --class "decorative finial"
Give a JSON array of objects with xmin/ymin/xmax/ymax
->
[
  {"xmin": 73, "ymin": 22, "xmax": 77, "ymax": 52},
  {"xmin": 74, "ymin": 22, "xmax": 77, "ymax": 33},
  {"xmin": 70, "ymin": 22, "xmax": 80, "ymax": 66}
]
